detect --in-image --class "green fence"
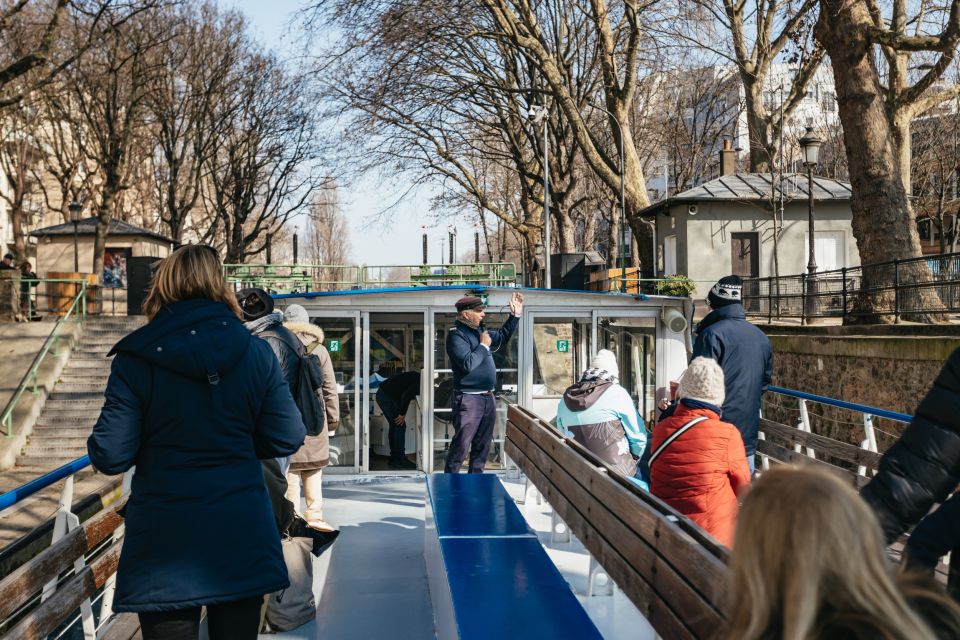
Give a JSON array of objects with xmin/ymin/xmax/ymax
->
[{"xmin": 223, "ymin": 262, "xmax": 518, "ymax": 293}]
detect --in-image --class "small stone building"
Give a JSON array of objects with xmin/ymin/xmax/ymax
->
[
  {"xmin": 30, "ymin": 217, "xmax": 173, "ymax": 282},
  {"xmin": 640, "ymin": 172, "xmax": 860, "ymax": 299}
]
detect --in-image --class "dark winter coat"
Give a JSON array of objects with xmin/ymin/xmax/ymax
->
[
  {"xmin": 376, "ymin": 371, "xmax": 421, "ymax": 421},
  {"xmin": 446, "ymin": 315, "xmax": 519, "ymax": 392},
  {"xmin": 247, "ymin": 313, "xmax": 301, "ymax": 390},
  {"xmin": 861, "ymin": 347, "xmax": 960, "ymax": 548},
  {"xmin": 87, "ymin": 299, "xmax": 306, "ymax": 612},
  {"xmin": 691, "ymin": 303, "xmax": 773, "ymax": 457}
]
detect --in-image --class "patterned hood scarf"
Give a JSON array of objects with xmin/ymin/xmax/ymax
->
[
  {"xmin": 579, "ymin": 367, "xmax": 619, "ymax": 385},
  {"xmin": 457, "ymin": 312, "xmax": 482, "ymax": 331}
]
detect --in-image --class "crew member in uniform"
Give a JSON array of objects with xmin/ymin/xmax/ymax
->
[{"xmin": 444, "ymin": 292, "xmax": 523, "ymax": 473}]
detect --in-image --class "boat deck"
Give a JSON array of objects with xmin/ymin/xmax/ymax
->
[{"xmin": 267, "ymin": 475, "xmax": 652, "ymax": 640}]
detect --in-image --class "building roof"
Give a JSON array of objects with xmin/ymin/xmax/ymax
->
[
  {"xmin": 30, "ymin": 216, "xmax": 173, "ymax": 243},
  {"xmin": 640, "ymin": 172, "xmax": 853, "ymax": 217}
]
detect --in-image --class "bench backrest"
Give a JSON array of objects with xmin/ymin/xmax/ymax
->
[
  {"xmin": 505, "ymin": 404, "xmax": 730, "ymax": 640},
  {"xmin": 757, "ymin": 418, "xmax": 882, "ymax": 488},
  {"xmin": 0, "ymin": 499, "xmax": 125, "ymax": 639}
]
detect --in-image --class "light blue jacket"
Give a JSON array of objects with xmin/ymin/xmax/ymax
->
[{"xmin": 555, "ymin": 384, "xmax": 646, "ymax": 457}]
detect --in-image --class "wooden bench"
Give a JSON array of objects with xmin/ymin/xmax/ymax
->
[
  {"xmin": 505, "ymin": 404, "xmax": 730, "ymax": 640},
  {"xmin": 0, "ymin": 497, "xmax": 138, "ymax": 639},
  {"xmin": 425, "ymin": 473, "xmax": 603, "ymax": 640},
  {"xmin": 757, "ymin": 417, "xmax": 882, "ymax": 487}
]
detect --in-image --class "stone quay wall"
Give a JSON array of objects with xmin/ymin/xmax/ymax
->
[{"xmin": 759, "ymin": 326, "xmax": 960, "ymax": 452}]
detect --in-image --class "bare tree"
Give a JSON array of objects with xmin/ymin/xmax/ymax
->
[
  {"xmin": 147, "ymin": 2, "xmax": 248, "ymax": 243},
  {"xmin": 0, "ymin": 98, "xmax": 44, "ymax": 259},
  {"xmin": 66, "ymin": 6, "xmax": 169, "ymax": 276},
  {"xmin": 815, "ymin": 0, "xmax": 960, "ymax": 321},
  {"xmin": 204, "ymin": 52, "xmax": 325, "ymax": 264}
]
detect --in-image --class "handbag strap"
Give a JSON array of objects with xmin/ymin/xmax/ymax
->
[{"xmin": 649, "ymin": 416, "xmax": 709, "ymax": 467}]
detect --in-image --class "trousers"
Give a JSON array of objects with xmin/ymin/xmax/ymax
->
[
  {"xmin": 138, "ymin": 596, "xmax": 264, "ymax": 640},
  {"xmin": 444, "ymin": 392, "xmax": 496, "ymax": 473},
  {"xmin": 285, "ymin": 468, "xmax": 324, "ymax": 525}
]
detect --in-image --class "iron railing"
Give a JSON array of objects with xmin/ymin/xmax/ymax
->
[
  {"xmin": 222, "ymin": 262, "xmax": 519, "ymax": 293},
  {"xmin": 741, "ymin": 252, "xmax": 960, "ymax": 322},
  {"xmin": 1, "ymin": 284, "xmax": 86, "ymax": 437}
]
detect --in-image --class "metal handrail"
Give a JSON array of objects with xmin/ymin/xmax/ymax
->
[
  {"xmin": 767, "ymin": 385, "xmax": 912, "ymax": 423},
  {"xmin": 1, "ymin": 282, "xmax": 86, "ymax": 437},
  {"xmin": 0, "ymin": 455, "xmax": 90, "ymax": 511}
]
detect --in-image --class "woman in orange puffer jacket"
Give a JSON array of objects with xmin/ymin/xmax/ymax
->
[{"xmin": 650, "ymin": 357, "xmax": 751, "ymax": 547}]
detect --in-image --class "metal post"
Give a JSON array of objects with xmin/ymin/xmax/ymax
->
[
  {"xmin": 292, "ymin": 232, "xmax": 298, "ymax": 265},
  {"xmin": 543, "ymin": 119, "xmax": 551, "ymax": 289},
  {"xmin": 842, "ymin": 266, "xmax": 848, "ymax": 318},
  {"xmin": 422, "ymin": 230, "xmax": 428, "ymax": 265},
  {"xmin": 266, "ymin": 233, "xmax": 272, "ymax": 264},
  {"xmin": 619, "ymin": 134, "xmax": 626, "ymax": 294},
  {"xmin": 805, "ymin": 163, "xmax": 818, "ymax": 322},
  {"xmin": 72, "ymin": 220, "xmax": 79, "ymax": 273}
]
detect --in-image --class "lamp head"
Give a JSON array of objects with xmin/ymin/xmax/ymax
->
[
  {"xmin": 68, "ymin": 201, "xmax": 82, "ymax": 222},
  {"xmin": 798, "ymin": 126, "xmax": 822, "ymax": 166}
]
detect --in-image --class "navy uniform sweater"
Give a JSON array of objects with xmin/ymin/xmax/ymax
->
[{"xmin": 446, "ymin": 315, "xmax": 519, "ymax": 392}]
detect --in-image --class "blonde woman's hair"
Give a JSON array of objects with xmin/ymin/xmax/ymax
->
[
  {"xmin": 727, "ymin": 466, "xmax": 936, "ymax": 640},
  {"xmin": 143, "ymin": 245, "xmax": 242, "ymax": 321}
]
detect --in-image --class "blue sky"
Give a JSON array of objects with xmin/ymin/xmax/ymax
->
[{"xmin": 223, "ymin": 0, "xmax": 476, "ymax": 266}]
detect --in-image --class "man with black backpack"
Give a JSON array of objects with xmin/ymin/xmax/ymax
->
[
  {"xmin": 238, "ymin": 290, "xmax": 337, "ymax": 634},
  {"xmin": 237, "ymin": 289, "xmax": 326, "ymax": 532}
]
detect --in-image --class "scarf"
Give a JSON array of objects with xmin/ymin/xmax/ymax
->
[
  {"xmin": 244, "ymin": 311, "xmax": 283, "ymax": 335},
  {"xmin": 458, "ymin": 313, "xmax": 481, "ymax": 331},
  {"xmin": 579, "ymin": 367, "xmax": 619, "ymax": 385},
  {"xmin": 679, "ymin": 398, "xmax": 723, "ymax": 418}
]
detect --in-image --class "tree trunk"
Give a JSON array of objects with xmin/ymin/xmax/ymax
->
[
  {"xmin": 555, "ymin": 205, "xmax": 575, "ymax": 254},
  {"xmin": 816, "ymin": 0, "xmax": 944, "ymax": 323},
  {"xmin": 742, "ymin": 78, "xmax": 773, "ymax": 173}
]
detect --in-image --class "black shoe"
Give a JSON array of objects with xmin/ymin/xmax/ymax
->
[{"xmin": 388, "ymin": 458, "xmax": 417, "ymax": 470}]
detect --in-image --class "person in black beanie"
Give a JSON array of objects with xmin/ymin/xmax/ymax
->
[{"xmin": 692, "ymin": 274, "xmax": 772, "ymax": 473}]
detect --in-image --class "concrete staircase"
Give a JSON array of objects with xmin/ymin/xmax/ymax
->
[{"xmin": 15, "ymin": 316, "xmax": 146, "ymax": 471}]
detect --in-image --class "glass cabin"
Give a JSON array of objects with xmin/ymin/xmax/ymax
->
[{"xmin": 277, "ymin": 286, "xmax": 692, "ymax": 474}]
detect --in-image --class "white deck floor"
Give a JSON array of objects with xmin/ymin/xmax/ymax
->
[{"xmin": 267, "ymin": 474, "xmax": 654, "ymax": 640}]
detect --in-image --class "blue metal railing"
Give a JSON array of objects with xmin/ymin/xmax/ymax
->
[
  {"xmin": 767, "ymin": 386, "xmax": 913, "ymax": 423},
  {"xmin": 0, "ymin": 455, "xmax": 91, "ymax": 511}
]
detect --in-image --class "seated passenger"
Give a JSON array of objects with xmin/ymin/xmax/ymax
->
[
  {"xmin": 727, "ymin": 466, "xmax": 960, "ymax": 640},
  {"xmin": 649, "ymin": 357, "xmax": 750, "ymax": 546},
  {"xmin": 555, "ymin": 349, "xmax": 647, "ymax": 488}
]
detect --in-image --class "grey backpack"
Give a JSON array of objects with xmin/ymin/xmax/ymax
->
[{"xmin": 265, "ymin": 537, "xmax": 315, "ymax": 631}]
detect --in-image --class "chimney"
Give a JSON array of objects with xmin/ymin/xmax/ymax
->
[{"xmin": 720, "ymin": 138, "xmax": 737, "ymax": 176}]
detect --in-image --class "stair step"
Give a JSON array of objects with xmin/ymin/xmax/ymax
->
[
  {"xmin": 26, "ymin": 436, "xmax": 90, "ymax": 448},
  {"xmin": 21, "ymin": 445, "xmax": 89, "ymax": 458},
  {"xmin": 32, "ymin": 425, "xmax": 94, "ymax": 436},
  {"xmin": 47, "ymin": 393, "xmax": 105, "ymax": 402},
  {"xmin": 54, "ymin": 384, "xmax": 107, "ymax": 393}
]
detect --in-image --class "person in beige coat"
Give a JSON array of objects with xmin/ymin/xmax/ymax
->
[{"xmin": 282, "ymin": 304, "xmax": 339, "ymax": 532}]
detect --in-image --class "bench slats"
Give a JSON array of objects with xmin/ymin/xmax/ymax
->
[
  {"xmin": 510, "ymin": 407, "xmax": 729, "ymax": 600},
  {"xmin": 506, "ymin": 406, "xmax": 729, "ymax": 640},
  {"xmin": 756, "ymin": 439, "xmax": 871, "ymax": 489},
  {"xmin": 3, "ymin": 542, "xmax": 121, "ymax": 640},
  {"xmin": 0, "ymin": 497, "xmax": 126, "ymax": 622},
  {"xmin": 759, "ymin": 418, "xmax": 882, "ymax": 469}
]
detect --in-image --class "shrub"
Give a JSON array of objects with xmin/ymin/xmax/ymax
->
[{"xmin": 655, "ymin": 274, "xmax": 696, "ymax": 297}]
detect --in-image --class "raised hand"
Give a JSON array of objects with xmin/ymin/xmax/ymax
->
[{"xmin": 509, "ymin": 291, "xmax": 524, "ymax": 315}]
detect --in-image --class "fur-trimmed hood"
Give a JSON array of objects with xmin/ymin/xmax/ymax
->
[{"xmin": 285, "ymin": 322, "xmax": 325, "ymax": 348}]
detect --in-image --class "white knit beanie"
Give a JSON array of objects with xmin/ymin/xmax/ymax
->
[
  {"xmin": 283, "ymin": 304, "xmax": 309, "ymax": 325},
  {"xmin": 678, "ymin": 357, "xmax": 725, "ymax": 407},
  {"xmin": 590, "ymin": 349, "xmax": 619, "ymax": 378}
]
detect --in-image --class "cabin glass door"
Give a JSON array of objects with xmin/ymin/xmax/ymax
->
[{"xmin": 594, "ymin": 315, "xmax": 657, "ymax": 426}]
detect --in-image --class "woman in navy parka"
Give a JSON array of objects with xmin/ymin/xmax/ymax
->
[{"xmin": 87, "ymin": 245, "xmax": 306, "ymax": 640}]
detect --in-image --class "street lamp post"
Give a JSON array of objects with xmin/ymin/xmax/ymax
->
[
  {"xmin": 528, "ymin": 105, "xmax": 550, "ymax": 288},
  {"xmin": 68, "ymin": 201, "xmax": 82, "ymax": 273},
  {"xmin": 799, "ymin": 126, "xmax": 822, "ymax": 323},
  {"xmin": 588, "ymin": 101, "xmax": 627, "ymax": 293}
]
